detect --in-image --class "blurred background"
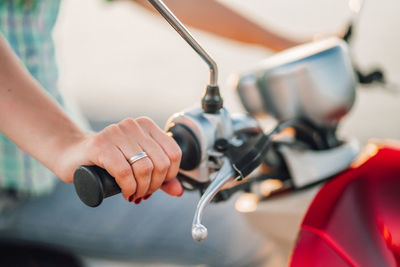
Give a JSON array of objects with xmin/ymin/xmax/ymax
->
[
  {"xmin": 51, "ymin": 0, "xmax": 399, "ymax": 266},
  {"xmin": 54, "ymin": 0, "xmax": 400, "ymax": 144}
]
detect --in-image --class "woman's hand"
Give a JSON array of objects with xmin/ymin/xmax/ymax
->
[
  {"xmin": 54, "ymin": 117, "xmax": 183, "ymax": 202},
  {"xmin": 0, "ymin": 35, "xmax": 182, "ymax": 203}
]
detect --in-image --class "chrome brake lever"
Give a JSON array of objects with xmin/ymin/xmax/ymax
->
[{"xmin": 192, "ymin": 157, "xmax": 237, "ymax": 242}]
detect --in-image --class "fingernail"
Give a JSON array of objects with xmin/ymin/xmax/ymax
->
[
  {"xmin": 129, "ymin": 194, "xmax": 135, "ymax": 202},
  {"xmin": 134, "ymin": 197, "xmax": 142, "ymax": 204},
  {"xmin": 143, "ymin": 194, "xmax": 152, "ymax": 200}
]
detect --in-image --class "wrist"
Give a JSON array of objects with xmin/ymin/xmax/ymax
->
[{"xmin": 49, "ymin": 130, "xmax": 90, "ymax": 183}]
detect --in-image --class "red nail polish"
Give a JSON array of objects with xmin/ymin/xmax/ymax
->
[
  {"xmin": 143, "ymin": 194, "xmax": 152, "ymax": 200},
  {"xmin": 129, "ymin": 194, "xmax": 135, "ymax": 202},
  {"xmin": 134, "ymin": 197, "xmax": 142, "ymax": 204}
]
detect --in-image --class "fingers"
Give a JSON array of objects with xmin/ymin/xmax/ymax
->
[
  {"xmin": 136, "ymin": 117, "xmax": 182, "ymax": 182},
  {"xmin": 102, "ymin": 122, "xmax": 153, "ymax": 201},
  {"xmin": 137, "ymin": 137, "xmax": 170, "ymax": 195},
  {"xmin": 85, "ymin": 117, "xmax": 183, "ymax": 203},
  {"xmin": 120, "ymin": 117, "xmax": 181, "ymax": 196},
  {"xmin": 87, "ymin": 132, "xmax": 137, "ymax": 201},
  {"xmin": 161, "ymin": 178, "xmax": 184, "ymax": 197},
  {"xmin": 103, "ymin": 150, "xmax": 137, "ymax": 201}
]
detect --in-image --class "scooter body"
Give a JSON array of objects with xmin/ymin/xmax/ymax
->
[{"xmin": 290, "ymin": 147, "xmax": 400, "ymax": 267}]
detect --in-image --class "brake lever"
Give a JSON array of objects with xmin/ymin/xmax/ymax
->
[{"xmin": 191, "ymin": 157, "xmax": 237, "ymax": 242}]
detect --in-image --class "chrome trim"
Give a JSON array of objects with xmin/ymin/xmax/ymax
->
[
  {"xmin": 191, "ymin": 157, "xmax": 236, "ymax": 242},
  {"xmin": 148, "ymin": 0, "xmax": 218, "ymax": 86}
]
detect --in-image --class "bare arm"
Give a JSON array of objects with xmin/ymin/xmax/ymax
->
[
  {"xmin": 0, "ymin": 36, "xmax": 84, "ymax": 172},
  {"xmin": 0, "ymin": 35, "xmax": 183, "ymax": 202},
  {"xmin": 132, "ymin": 0, "xmax": 299, "ymax": 51}
]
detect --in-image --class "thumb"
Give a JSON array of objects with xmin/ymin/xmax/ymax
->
[{"xmin": 161, "ymin": 178, "xmax": 184, "ymax": 197}]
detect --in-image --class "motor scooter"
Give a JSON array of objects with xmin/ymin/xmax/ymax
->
[
  {"xmin": 3, "ymin": 0, "xmax": 398, "ymax": 266},
  {"xmin": 70, "ymin": 0, "xmax": 400, "ymax": 266}
]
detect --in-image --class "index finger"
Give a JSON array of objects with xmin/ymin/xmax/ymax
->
[{"xmin": 137, "ymin": 118, "xmax": 182, "ymax": 182}]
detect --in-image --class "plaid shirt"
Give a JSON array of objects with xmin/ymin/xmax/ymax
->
[{"xmin": 0, "ymin": 0, "xmax": 62, "ymax": 195}]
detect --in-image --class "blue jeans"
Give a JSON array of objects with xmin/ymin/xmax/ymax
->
[{"xmin": 0, "ymin": 181, "xmax": 271, "ymax": 266}]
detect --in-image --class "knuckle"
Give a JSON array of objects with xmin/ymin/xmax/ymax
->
[
  {"xmin": 121, "ymin": 118, "xmax": 136, "ymax": 127},
  {"xmin": 106, "ymin": 123, "xmax": 119, "ymax": 133},
  {"xmin": 135, "ymin": 175, "xmax": 150, "ymax": 197},
  {"xmin": 154, "ymin": 158, "xmax": 170, "ymax": 175},
  {"xmin": 122, "ymin": 182, "xmax": 136, "ymax": 199},
  {"xmin": 169, "ymin": 149, "xmax": 182, "ymax": 163},
  {"xmin": 136, "ymin": 160, "xmax": 153, "ymax": 177},
  {"xmin": 116, "ymin": 166, "xmax": 132, "ymax": 179},
  {"xmin": 136, "ymin": 116, "xmax": 154, "ymax": 127},
  {"xmin": 104, "ymin": 124, "xmax": 124, "ymax": 137},
  {"xmin": 119, "ymin": 118, "xmax": 141, "ymax": 134}
]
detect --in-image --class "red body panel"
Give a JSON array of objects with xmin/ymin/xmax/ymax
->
[{"xmin": 290, "ymin": 148, "xmax": 400, "ymax": 267}]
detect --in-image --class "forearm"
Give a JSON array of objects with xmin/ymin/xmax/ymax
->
[
  {"xmin": 0, "ymin": 35, "xmax": 85, "ymax": 173},
  {"xmin": 132, "ymin": 0, "xmax": 298, "ymax": 51},
  {"xmin": 0, "ymin": 35, "xmax": 183, "ymax": 199}
]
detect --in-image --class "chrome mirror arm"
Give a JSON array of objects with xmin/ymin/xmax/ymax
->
[{"xmin": 147, "ymin": 0, "xmax": 218, "ymax": 87}]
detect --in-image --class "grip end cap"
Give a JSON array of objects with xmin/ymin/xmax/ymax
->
[{"xmin": 73, "ymin": 166, "xmax": 104, "ymax": 207}]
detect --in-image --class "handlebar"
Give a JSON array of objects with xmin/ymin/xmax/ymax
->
[
  {"xmin": 73, "ymin": 166, "xmax": 120, "ymax": 207},
  {"xmin": 73, "ymin": 123, "xmax": 201, "ymax": 207},
  {"xmin": 74, "ymin": 120, "xmax": 295, "ymax": 207},
  {"xmin": 72, "ymin": 116, "xmax": 328, "ymax": 244}
]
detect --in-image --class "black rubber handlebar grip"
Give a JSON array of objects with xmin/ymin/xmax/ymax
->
[
  {"xmin": 73, "ymin": 123, "xmax": 201, "ymax": 207},
  {"xmin": 73, "ymin": 166, "xmax": 121, "ymax": 207}
]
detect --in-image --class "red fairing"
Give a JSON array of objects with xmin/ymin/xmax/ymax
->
[{"xmin": 290, "ymin": 148, "xmax": 400, "ymax": 267}]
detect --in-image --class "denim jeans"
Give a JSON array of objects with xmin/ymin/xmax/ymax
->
[{"xmin": 0, "ymin": 181, "xmax": 272, "ymax": 266}]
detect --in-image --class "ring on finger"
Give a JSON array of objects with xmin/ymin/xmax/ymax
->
[{"xmin": 128, "ymin": 152, "xmax": 148, "ymax": 165}]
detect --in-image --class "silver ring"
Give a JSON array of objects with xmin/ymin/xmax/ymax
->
[{"xmin": 128, "ymin": 152, "xmax": 148, "ymax": 165}]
